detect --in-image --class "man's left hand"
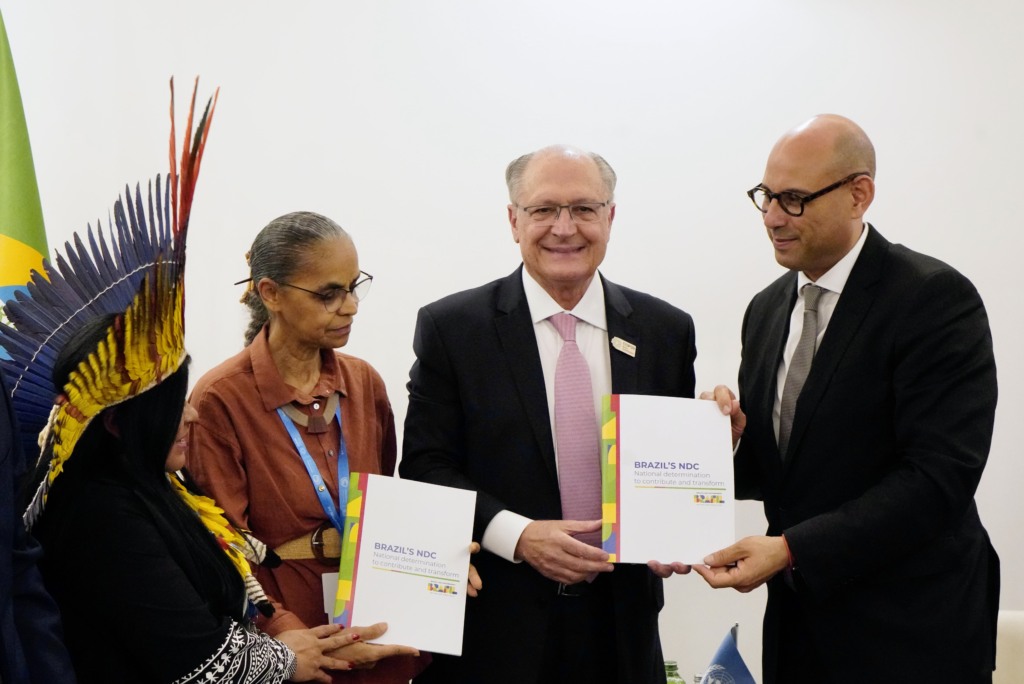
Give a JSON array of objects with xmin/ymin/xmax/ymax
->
[{"xmin": 698, "ymin": 385, "xmax": 746, "ymax": 447}]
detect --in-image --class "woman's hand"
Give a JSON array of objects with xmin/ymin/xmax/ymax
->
[
  {"xmin": 468, "ymin": 541, "xmax": 483, "ymax": 598},
  {"xmin": 276, "ymin": 623, "xmax": 355, "ymax": 683},
  {"xmin": 324, "ymin": 622, "xmax": 420, "ymax": 669}
]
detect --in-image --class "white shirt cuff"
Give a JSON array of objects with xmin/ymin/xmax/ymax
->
[{"xmin": 481, "ymin": 510, "xmax": 532, "ymax": 563}]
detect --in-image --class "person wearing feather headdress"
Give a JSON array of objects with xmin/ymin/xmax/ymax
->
[
  {"xmin": 28, "ymin": 314, "xmax": 360, "ymax": 683},
  {"xmin": 187, "ymin": 212, "xmax": 434, "ymax": 683},
  {"xmin": 0, "ymin": 81, "xmax": 393, "ymax": 683}
]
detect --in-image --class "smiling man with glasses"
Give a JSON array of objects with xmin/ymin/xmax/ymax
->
[
  {"xmin": 401, "ymin": 145, "xmax": 697, "ymax": 684},
  {"xmin": 695, "ymin": 115, "xmax": 999, "ymax": 684},
  {"xmin": 747, "ymin": 171, "xmax": 869, "ymax": 218}
]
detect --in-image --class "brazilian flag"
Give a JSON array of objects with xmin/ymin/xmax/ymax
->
[{"xmin": 0, "ymin": 9, "xmax": 47, "ymax": 344}]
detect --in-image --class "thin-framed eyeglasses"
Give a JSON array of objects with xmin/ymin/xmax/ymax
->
[
  {"xmin": 279, "ymin": 272, "xmax": 373, "ymax": 313},
  {"xmin": 234, "ymin": 272, "xmax": 373, "ymax": 313},
  {"xmin": 516, "ymin": 201, "xmax": 609, "ymax": 226},
  {"xmin": 747, "ymin": 172, "xmax": 870, "ymax": 217}
]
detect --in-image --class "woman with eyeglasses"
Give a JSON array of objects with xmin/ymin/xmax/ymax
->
[{"xmin": 187, "ymin": 212, "xmax": 429, "ymax": 683}]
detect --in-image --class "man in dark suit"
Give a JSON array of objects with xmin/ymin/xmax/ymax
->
[
  {"xmin": 400, "ymin": 145, "xmax": 696, "ymax": 684},
  {"xmin": 1, "ymin": 373, "xmax": 77, "ymax": 683},
  {"xmin": 696, "ymin": 115, "xmax": 999, "ymax": 683}
]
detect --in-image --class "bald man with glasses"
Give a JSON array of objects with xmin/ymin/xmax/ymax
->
[{"xmin": 697, "ymin": 115, "xmax": 1000, "ymax": 684}]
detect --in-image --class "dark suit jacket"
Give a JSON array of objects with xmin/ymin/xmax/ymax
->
[
  {"xmin": 735, "ymin": 227, "xmax": 999, "ymax": 683},
  {"xmin": 401, "ymin": 267, "xmax": 696, "ymax": 684},
  {"xmin": 1, "ymin": 375, "xmax": 76, "ymax": 683}
]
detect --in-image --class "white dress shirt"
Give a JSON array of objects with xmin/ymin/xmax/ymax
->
[
  {"xmin": 773, "ymin": 224, "xmax": 870, "ymax": 441},
  {"xmin": 481, "ymin": 270, "xmax": 611, "ymax": 562}
]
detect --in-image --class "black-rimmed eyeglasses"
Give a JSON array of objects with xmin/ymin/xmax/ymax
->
[{"xmin": 747, "ymin": 172, "xmax": 869, "ymax": 217}]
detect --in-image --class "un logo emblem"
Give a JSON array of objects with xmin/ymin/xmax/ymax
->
[{"xmin": 700, "ymin": 664, "xmax": 736, "ymax": 684}]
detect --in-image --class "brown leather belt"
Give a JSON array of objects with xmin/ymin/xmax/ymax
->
[{"xmin": 274, "ymin": 523, "xmax": 340, "ymax": 565}]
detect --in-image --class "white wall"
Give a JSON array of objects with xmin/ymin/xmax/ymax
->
[{"xmin": 5, "ymin": 1, "xmax": 1022, "ymax": 679}]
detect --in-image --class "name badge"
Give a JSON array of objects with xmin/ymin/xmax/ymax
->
[{"xmin": 611, "ymin": 336, "xmax": 637, "ymax": 357}]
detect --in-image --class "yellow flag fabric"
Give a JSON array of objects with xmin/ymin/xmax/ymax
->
[{"xmin": 0, "ymin": 9, "xmax": 47, "ymax": 326}]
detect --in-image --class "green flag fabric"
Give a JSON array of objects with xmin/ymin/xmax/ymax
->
[{"xmin": 0, "ymin": 9, "xmax": 48, "ymax": 321}]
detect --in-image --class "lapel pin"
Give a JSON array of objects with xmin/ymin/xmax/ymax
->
[{"xmin": 611, "ymin": 336, "xmax": 637, "ymax": 358}]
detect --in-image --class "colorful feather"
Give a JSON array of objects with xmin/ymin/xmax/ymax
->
[{"xmin": 0, "ymin": 77, "xmax": 217, "ymax": 527}]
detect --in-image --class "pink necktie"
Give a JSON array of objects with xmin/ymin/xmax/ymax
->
[{"xmin": 549, "ymin": 312, "xmax": 601, "ymax": 547}]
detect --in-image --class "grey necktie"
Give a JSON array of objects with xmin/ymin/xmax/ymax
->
[{"xmin": 778, "ymin": 284, "xmax": 824, "ymax": 458}]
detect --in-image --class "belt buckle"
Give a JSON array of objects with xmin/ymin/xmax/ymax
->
[
  {"xmin": 557, "ymin": 582, "xmax": 586, "ymax": 597},
  {"xmin": 310, "ymin": 523, "xmax": 332, "ymax": 566}
]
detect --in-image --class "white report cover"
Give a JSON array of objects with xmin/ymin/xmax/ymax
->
[
  {"xmin": 601, "ymin": 395, "xmax": 735, "ymax": 564},
  {"xmin": 334, "ymin": 473, "xmax": 476, "ymax": 655}
]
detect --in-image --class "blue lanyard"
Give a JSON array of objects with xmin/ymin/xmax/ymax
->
[{"xmin": 276, "ymin": 405, "xmax": 349, "ymax": 533}]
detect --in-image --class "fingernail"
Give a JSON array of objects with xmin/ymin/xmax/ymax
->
[
  {"xmin": 351, "ymin": 634, "xmax": 360, "ymax": 641},
  {"xmin": 721, "ymin": 404, "xmax": 730, "ymax": 415}
]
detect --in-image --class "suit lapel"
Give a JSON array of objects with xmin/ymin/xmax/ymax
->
[
  {"xmin": 602, "ymin": 276, "xmax": 641, "ymax": 394},
  {"xmin": 493, "ymin": 268, "xmax": 558, "ymax": 481},
  {"xmin": 785, "ymin": 226, "xmax": 888, "ymax": 466},
  {"xmin": 758, "ymin": 275, "xmax": 797, "ymax": 464}
]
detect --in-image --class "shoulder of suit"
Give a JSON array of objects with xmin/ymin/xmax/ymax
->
[
  {"xmin": 885, "ymin": 241, "xmax": 968, "ymax": 281},
  {"xmin": 418, "ymin": 271, "xmax": 517, "ymax": 318},
  {"xmin": 604, "ymin": 278, "xmax": 694, "ymax": 323},
  {"xmin": 748, "ymin": 270, "xmax": 796, "ymax": 308}
]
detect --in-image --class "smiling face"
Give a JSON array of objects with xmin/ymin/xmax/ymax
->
[
  {"xmin": 508, "ymin": 150, "xmax": 614, "ymax": 309},
  {"xmin": 165, "ymin": 401, "xmax": 198, "ymax": 472},
  {"xmin": 759, "ymin": 117, "xmax": 875, "ymax": 280},
  {"xmin": 259, "ymin": 235, "xmax": 362, "ymax": 351}
]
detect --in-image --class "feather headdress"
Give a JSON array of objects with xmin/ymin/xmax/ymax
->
[
  {"xmin": 0, "ymin": 78, "xmax": 216, "ymax": 527},
  {"xmin": 0, "ymin": 79, "xmax": 276, "ymax": 617}
]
